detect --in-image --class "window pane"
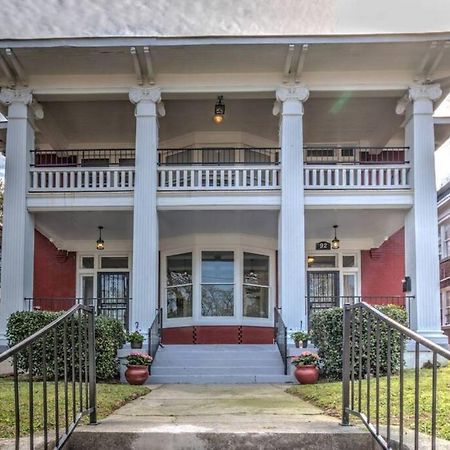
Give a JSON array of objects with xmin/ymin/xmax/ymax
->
[
  {"xmin": 167, "ymin": 286, "xmax": 192, "ymax": 318},
  {"xmin": 101, "ymin": 257, "xmax": 128, "ymax": 269},
  {"xmin": 167, "ymin": 253, "xmax": 192, "ymax": 286},
  {"xmin": 343, "ymin": 255, "xmax": 355, "ymax": 268},
  {"xmin": 202, "ymin": 251, "xmax": 234, "ymax": 283},
  {"xmin": 343, "ymin": 274, "xmax": 356, "ymax": 298},
  {"xmin": 82, "ymin": 257, "xmax": 94, "ymax": 269},
  {"xmin": 201, "ymin": 284, "xmax": 234, "ymax": 316},
  {"xmin": 307, "ymin": 255, "xmax": 336, "ymax": 268},
  {"xmin": 243, "ymin": 253, "xmax": 269, "ymax": 286},
  {"xmin": 82, "ymin": 276, "xmax": 94, "ymax": 304},
  {"xmin": 243, "ymin": 286, "xmax": 269, "ymax": 318}
]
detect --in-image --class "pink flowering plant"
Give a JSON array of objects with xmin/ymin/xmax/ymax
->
[
  {"xmin": 291, "ymin": 351, "xmax": 320, "ymax": 367},
  {"xmin": 126, "ymin": 352, "xmax": 153, "ymax": 366}
]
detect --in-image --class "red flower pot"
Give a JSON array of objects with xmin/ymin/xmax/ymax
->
[
  {"xmin": 125, "ymin": 365, "xmax": 149, "ymax": 385},
  {"xmin": 294, "ymin": 365, "xmax": 319, "ymax": 384}
]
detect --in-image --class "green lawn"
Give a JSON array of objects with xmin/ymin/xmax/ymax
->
[
  {"xmin": 287, "ymin": 366, "xmax": 450, "ymax": 441},
  {"xmin": 0, "ymin": 379, "xmax": 150, "ymax": 439}
]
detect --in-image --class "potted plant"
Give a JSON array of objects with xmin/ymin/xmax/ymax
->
[
  {"xmin": 127, "ymin": 330, "xmax": 144, "ymax": 349},
  {"xmin": 125, "ymin": 352, "xmax": 153, "ymax": 385},
  {"xmin": 290, "ymin": 331, "xmax": 309, "ymax": 348},
  {"xmin": 291, "ymin": 351, "xmax": 320, "ymax": 384}
]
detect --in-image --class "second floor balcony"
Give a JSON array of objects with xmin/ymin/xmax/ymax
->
[{"xmin": 29, "ymin": 146, "xmax": 411, "ymax": 193}]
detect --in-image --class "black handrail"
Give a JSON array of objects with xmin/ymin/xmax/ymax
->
[
  {"xmin": 274, "ymin": 307, "xmax": 288, "ymax": 375},
  {"xmin": 342, "ymin": 302, "xmax": 450, "ymax": 449},
  {"xmin": 148, "ymin": 308, "xmax": 163, "ymax": 360},
  {"xmin": 0, "ymin": 304, "xmax": 97, "ymax": 449}
]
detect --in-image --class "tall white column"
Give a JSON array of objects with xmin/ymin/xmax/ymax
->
[
  {"xmin": 274, "ymin": 85, "xmax": 309, "ymax": 332},
  {"xmin": 396, "ymin": 84, "xmax": 445, "ymax": 342},
  {"xmin": 0, "ymin": 89, "xmax": 38, "ymax": 344},
  {"xmin": 129, "ymin": 87, "xmax": 164, "ymax": 334}
]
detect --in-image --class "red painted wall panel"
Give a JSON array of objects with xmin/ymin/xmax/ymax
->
[
  {"xmin": 33, "ymin": 230, "xmax": 76, "ymax": 311},
  {"xmin": 361, "ymin": 228, "xmax": 405, "ymax": 300}
]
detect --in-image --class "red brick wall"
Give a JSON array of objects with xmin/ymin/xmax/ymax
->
[
  {"xmin": 33, "ymin": 230, "xmax": 76, "ymax": 311},
  {"xmin": 361, "ymin": 228, "xmax": 405, "ymax": 298}
]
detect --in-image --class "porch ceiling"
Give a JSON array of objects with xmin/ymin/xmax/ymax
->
[{"xmin": 36, "ymin": 95, "xmax": 404, "ymax": 149}]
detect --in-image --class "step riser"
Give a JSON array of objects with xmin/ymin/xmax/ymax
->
[
  {"xmin": 152, "ymin": 366, "xmax": 284, "ymax": 375},
  {"xmin": 67, "ymin": 431, "xmax": 372, "ymax": 450},
  {"xmin": 148, "ymin": 374, "xmax": 293, "ymax": 384}
]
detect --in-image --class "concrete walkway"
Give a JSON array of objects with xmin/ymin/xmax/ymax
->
[{"xmin": 68, "ymin": 384, "xmax": 372, "ymax": 449}]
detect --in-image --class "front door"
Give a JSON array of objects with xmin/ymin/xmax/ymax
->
[
  {"xmin": 307, "ymin": 271, "xmax": 339, "ymax": 325},
  {"xmin": 97, "ymin": 272, "xmax": 130, "ymax": 329}
]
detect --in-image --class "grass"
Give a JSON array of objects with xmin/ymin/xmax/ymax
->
[
  {"xmin": 287, "ymin": 366, "xmax": 450, "ymax": 441},
  {"xmin": 0, "ymin": 378, "xmax": 150, "ymax": 439}
]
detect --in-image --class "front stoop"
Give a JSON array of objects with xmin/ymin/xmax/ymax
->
[
  {"xmin": 148, "ymin": 344, "xmax": 294, "ymax": 384},
  {"xmin": 66, "ymin": 384, "xmax": 372, "ymax": 450}
]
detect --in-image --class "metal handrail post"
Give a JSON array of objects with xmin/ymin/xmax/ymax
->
[
  {"xmin": 88, "ymin": 308, "xmax": 97, "ymax": 424},
  {"xmin": 342, "ymin": 304, "xmax": 351, "ymax": 426}
]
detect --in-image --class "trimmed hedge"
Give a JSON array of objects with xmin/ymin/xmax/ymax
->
[
  {"xmin": 310, "ymin": 305, "xmax": 408, "ymax": 380},
  {"xmin": 6, "ymin": 311, "xmax": 126, "ymax": 380}
]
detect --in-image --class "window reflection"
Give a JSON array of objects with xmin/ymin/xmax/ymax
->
[{"xmin": 167, "ymin": 253, "xmax": 193, "ymax": 318}]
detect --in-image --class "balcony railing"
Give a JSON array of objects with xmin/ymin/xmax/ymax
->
[{"xmin": 29, "ymin": 147, "xmax": 411, "ymax": 193}]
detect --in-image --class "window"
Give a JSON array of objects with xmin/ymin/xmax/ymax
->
[
  {"xmin": 243, "ymin": 253, "xmax": 269, "ymax": 318},
  {"xmin": 167, "ymin": 253, "xmax": 193, "ymax": 319},
  {"xmin": 343, "ymin": 274, "xmax": 357, "ymax": 304},
  {"xmin": 101, "ymin": 257, "xmax": 128, "ymax": 269},
  {"xmin": 442, "ymin": 224, "xmax": 450, "ymax": 260},
  {"xmin": 307, "ymin": 255, "xmax": 337, "ymax": 268},
  {"xmin": 81, "ymin": 276, "xmax": 94, "ymax": 306},
  {"xmin": 445, "ymin": 291, "xmax": 450, "ymax": 325},
  {"xmin": 81, "ymin": 256, "xmax": 95, "ymax": 269},
  {"xmin": 201, "ymin": 251, "xmax": 234, "ymax": 317},
  {"xmin": 342, "ymin": 255, "xmax": 356, "ymax": 268}
]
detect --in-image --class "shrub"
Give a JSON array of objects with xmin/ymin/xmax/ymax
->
[
  {"xmin": 309, "ymin": 305, "xmax": 408, "ymax": 380},
  {"xmin": 6, "ymin": 311, "xmax": 126, "ymax": 381}
]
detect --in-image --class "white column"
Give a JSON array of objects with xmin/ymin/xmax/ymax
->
[
  {"xmin": 274, "ymin": 85, "xmax": 309, "ymax": 333},
  {"xmin": 396, "ymin": 84, "xmax": 445, "ymax": 343},
  {"xmin": 129, "ymin": 87, "xmax": 164, "ymax": 334},
  {"xmin": 0, "ymin": 89, "xmax": 38, "ymax": 344}
]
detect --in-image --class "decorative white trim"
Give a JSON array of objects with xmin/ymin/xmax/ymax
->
[
  {"xmin": 0, "ymin": 88, "xmax": 32, "ymax": 106},
  {"xmin": 129, "ymin": 86, "xmax": 162, "ymax": 104}
]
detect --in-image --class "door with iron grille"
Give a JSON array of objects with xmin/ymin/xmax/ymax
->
[
  {"xmin": 307, "ymin": 271, "xmax": 339, "ymax": 326},
  {"xmin": 97, "ymin": 272, "xmax": 130, "ymax": 329}
]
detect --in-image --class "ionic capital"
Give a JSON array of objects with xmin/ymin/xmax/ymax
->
[
  {"xmin": 129, "ymin": 87, "xmax": 162, "ymax": 105},
  {"xmin": 276, "ymin": 84, "xmax": 309, "ymax": 104},
  {"xmin": 0, "ymin": 88, "xmax": 33, "ymax": 106},
  {"xmin": 396, "ymin": 83, "xmax": 442, "ymax": 115}
]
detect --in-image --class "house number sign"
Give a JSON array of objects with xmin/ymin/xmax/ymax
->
[{"xmin": 315, "ymin": 241, "xmax": 331, "ymax": 250}]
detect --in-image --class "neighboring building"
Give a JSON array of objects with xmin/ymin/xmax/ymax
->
[
  {"xmin": 439, "ymin": 181, "xmax": 450, "ymax": 342},
  {"xmin": 0, "ymin": 2, "xmax": 449, "ymax": 346}
]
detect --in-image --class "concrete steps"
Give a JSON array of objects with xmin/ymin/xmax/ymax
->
[{"xmin": 148, "ymin": 344, "xmax": 293, "ymax": 384}]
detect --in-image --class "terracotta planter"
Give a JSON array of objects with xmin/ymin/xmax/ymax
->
[
  {"xmin": 294, "ymin": 365, "xmax": 319, "ymax": 384},
  {"xmin": 125, "ymin": 365, "xmax": 149, "ymax": 385},
  {"xmin": 130, "ymin": 341, "xmax": 143, "ymax": 349}
]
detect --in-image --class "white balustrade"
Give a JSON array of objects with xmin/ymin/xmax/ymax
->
[
  {"xmin": 303, "ymin": 164, "xmax": 410, "ymax": 190},
  {"xmin": 29, "ymin": 167, "xmax": 135, "ymax": 192},
  {"xmin": 157, "ymin": 165, "xmax": 281, "ymax": 190},
  {"xmin": 29, "ymin": 163, "xmax": 411, "ymax": 193}
]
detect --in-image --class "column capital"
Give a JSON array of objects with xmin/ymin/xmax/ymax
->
[
  {"xmin": 276, "ymin": 84, "xmax": 309, "ymax": 103},
  {"xmin": 273, "ymin": 84, "xmax": 309, "ymax": 116},
  {"xmin": 396, "ymin": 83, "xmax": 442, "ymax": 115},
  {"xmin": 129, "ymin": 87, "xmax": 162, "ymax": 104},
  {"xmin": 0, "ymin": 88, "xmax": 33, "ymax": 106}
]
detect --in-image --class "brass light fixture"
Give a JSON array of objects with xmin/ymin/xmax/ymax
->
[
  {"xmin": 307, "ymin": 256, "xmax": 315, "ymax": 265},
  {"xmin": 331, "ymin": 225, "xmax": 340, "ymax": 250},
  {"xmin": 96, "ymin": 226, "xmax": 105, "ymax": 251},
  {"xmin": 213, "ymin": 95, "xmax": 225, "ymax": 124}
]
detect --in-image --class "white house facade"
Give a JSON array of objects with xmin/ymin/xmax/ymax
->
[{"xmin": 0, "ymin": 13, "xmax": 449, "ymax": 347}]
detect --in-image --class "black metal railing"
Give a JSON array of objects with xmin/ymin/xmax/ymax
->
[
  {"xmin": 307, "ymin": 296, "xmax": 415, "ymax": 327},
  {"xmin": 148, "ymin": 308, "xmax": 163, "ymax": 360},
  {"xmin": 24, "ymin": 297, "xmax": 130, "ymax": 330},
  {"xmin": 30, "ymin": 149, "xmax": 135, "ymax": 167},
  {"xmin": 303, "ymin": 146, "xmax": 409, "ymax": 165},
  {"xmin": 342, "ymin": 302, "xmax": 450, "ymax": 450},
  {"xmin": 0, "ymin": 304, "xmax": 97, "ymax": 449},
  {"xmin": 274, "ymin": 307, "xmax": 288, "ymax": 375},
  {"xmin": 158, "ymin": 147, "xmax": 280, "ymax": 165}
]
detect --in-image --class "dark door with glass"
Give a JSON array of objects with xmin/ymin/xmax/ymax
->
[
  {"xmin": 307, "ymin": 271, "xmax": 339, "ymax": 326},
  {"xmin": 97, "ymin": 272, "xmax": 130, "ymax": 329}
]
